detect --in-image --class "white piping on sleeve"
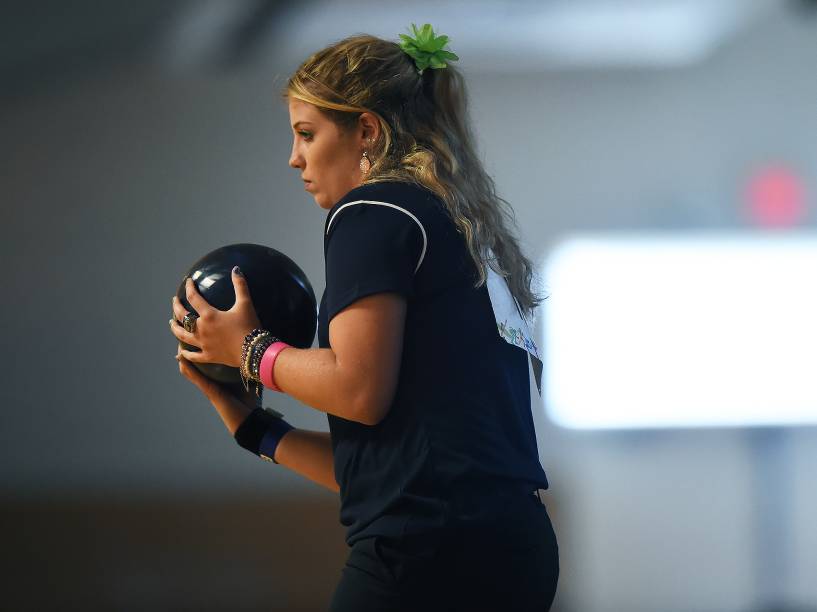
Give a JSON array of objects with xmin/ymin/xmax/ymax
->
[{"xmin": 326, "ymin": 199, "xmax": 428, "ymax": 274}]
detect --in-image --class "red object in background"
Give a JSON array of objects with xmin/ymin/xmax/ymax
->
[{"xmin": 744, "ymin": 165, "xmax": 807, "ymax": 228}]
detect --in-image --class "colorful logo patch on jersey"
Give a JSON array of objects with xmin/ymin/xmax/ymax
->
[
  {"xmin": 485, "ymin": 260, "xmax": 541, "ymax": 362},
  {"xmin": 496, "ymin": 320, "xmax": 540, "ymax": 358}
]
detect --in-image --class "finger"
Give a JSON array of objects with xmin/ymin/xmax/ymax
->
[
  {"xmin": 177, "ymin": 352, "xmax": 222, "ymax": 397},
  {"xmin": 231, "ymin": 266, "xmax": 250, "ymax": 304},
  {"xmin": 171, "ymin": 296, "xmax": 192, "ymax": 322},
  {"xmin": 177, "ymin": 345, "xmax": 199, "ymax": 370},
  {"xmin": 177, "ymin": 347, "xmax": 190, "ymax": 374},
  {"xmin": 168, "ymin": 318, "xmax": 200, "ymax": 348},
  {"xmin": 179, "ymin": 347, "xmax": 206, "ymax": 363},
  {"xmin": 177, "ymin": 353, "xmax": 205, "ymax": 387},
  {"xmin": 176, "ymin": 349, "xmax": 195, "ymax": 373},
  {"xmin": 184, "ymin": 277, "xmax": 208, "ymax": 312}
]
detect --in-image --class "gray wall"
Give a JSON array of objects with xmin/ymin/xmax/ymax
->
[{"xmin": 2, "ymin": 5, "xmax": 815, "ymax": 611}]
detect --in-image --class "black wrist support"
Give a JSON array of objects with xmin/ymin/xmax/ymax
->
[{"xmin": 234, "ymin": 407, "xmax": 278, "ymax": 456}]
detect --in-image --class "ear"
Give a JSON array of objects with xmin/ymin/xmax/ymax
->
[{"xmin": 357, "ymin": 112, "xmax": 380, "ymax": 147}]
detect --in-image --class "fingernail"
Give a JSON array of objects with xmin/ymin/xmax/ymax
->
[{"xmin": 233, "ymin": 266, "xmax": 242, "ymax": 276}]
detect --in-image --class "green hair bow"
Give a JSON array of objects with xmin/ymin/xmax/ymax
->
[{"xmin": 398, "ymin": 23, "xmax": 459, "ymax": 75}]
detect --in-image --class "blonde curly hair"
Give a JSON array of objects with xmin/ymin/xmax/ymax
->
[{"xmin": 285, "ymin": 34, "xmax": 547, "ymax": 320}]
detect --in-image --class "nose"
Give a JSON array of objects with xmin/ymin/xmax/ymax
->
[{"xmin": 289, "ymin": 140, "xmax": 303, "ymax": 170}]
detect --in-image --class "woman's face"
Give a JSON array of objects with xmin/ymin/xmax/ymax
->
[{"xmin": 288, "ymin": 97, "xmax": 367, "ymax": 210}]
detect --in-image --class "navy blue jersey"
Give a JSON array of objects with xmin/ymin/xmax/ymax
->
[{"xmin": 318, "ymin": 180, "xmax": 548, "ymax": 546}]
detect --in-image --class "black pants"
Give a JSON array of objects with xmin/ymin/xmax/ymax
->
[{"xmin": 329, "ymin": 491, "xmax": 559, "ymax": 612}]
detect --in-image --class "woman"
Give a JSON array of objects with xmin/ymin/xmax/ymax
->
[{"xmin": 170, "ymin": 26, "xmax": 559, "ymax": 612}]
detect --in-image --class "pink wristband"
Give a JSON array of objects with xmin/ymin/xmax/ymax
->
[{"xmin": 260, "ymin": 341, "xmax": 291, "ymax": 392}]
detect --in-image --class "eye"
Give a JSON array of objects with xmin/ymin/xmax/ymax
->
[{"xmin": 297, "ymin": 130, "xmax": 313, "ymax": 141}]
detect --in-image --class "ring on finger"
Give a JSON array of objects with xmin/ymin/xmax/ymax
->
[{"xmin": 182, "ymin": 313, "xmax": 199, "ymax": 333}]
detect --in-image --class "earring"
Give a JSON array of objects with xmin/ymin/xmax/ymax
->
[{"xmin": 360, "ymin": 150, "xmax": 371, "ymax": 175}]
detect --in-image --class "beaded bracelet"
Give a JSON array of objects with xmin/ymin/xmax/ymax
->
[
  {"xmin": 240, "ymin": 329, "xmax": 267, "ymax": 369},
  {"xmin": 246, "ymin": 335, "xmax": 272, "ymax": 397},
  {"xmin": 243, "ymin": 332, "xmax": 269, "ymax": 375},
  {"xmin": 239, "ymin": 328, "xmax": 291, "ymax": 396},
  {"xmin": 248, "ymin": 338, "xmax": 270, "ymax": 395},
  {"xmin": 239, "ymin": 328, "xmax": 270, "ymax": 393},
  {"xmin": 248, "ymin": 334, "xmax": 277, "ymax": 379}
]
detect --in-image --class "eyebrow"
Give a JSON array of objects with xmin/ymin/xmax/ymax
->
[{"xmin": 292, "ymin": 121, "xmax": 314, "ymax": 129}]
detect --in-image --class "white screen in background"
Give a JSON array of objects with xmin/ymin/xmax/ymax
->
[{"xmin": 540, "ymin": 232, "xmax": 817, "ymax": 429}]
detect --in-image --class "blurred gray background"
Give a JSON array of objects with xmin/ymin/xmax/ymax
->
[{"xmin": 2, "ymin": 0, "xmax": 816, "ymax": 610}]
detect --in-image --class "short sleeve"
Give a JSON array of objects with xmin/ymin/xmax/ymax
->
[{"xmin": 324, "ymin": 200, "xmax": 426, "ymax": 322}]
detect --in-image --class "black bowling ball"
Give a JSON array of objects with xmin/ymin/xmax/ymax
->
[{"xmin": 174, "ymin": 243, "xmax": 317, "ymax": 386}]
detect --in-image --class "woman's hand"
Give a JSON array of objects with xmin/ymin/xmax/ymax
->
[
  {"xmin": 174, "ymin": 343, "xmax": 255, "ymax": 435},
  {"xmin": 169, "ymin": 267, "xmax": 262, "ymax": 368}
]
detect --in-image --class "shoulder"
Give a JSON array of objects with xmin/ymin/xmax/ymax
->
[
  {"xmin": 333, "ymin": 180, "xmax": 441, "ymax": 210},
  {"xmin": 325, "ymin": 180, "xmax": 440, "ymax": 239}
]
